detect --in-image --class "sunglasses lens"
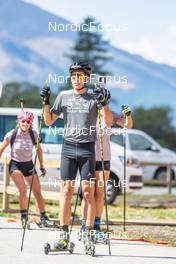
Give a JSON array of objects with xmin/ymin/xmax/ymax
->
[{"xmin": 21, "ymin": 120, "xmax": 30, "ymax": 124}]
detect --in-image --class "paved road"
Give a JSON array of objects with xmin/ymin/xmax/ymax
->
[{"xmin": 0, "ymin": 220, "xmax": 176, "ymax": 264}]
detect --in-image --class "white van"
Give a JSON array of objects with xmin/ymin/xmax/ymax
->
[
  {"xmin": 111, "ymin": 128, "xmax": 176, "ymax": 181},
  {"xmin": 0, "ymin": 107, "xmax": 143, "ymax": 204}
]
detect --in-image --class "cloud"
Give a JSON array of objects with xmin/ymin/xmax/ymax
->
[
  {"xmin": 0, "ymin": 46, "xmax": 11, "ymax": 69},
  {"xmin": 121, "ymin": 26, "xmax": 176, "ymax": 67}
]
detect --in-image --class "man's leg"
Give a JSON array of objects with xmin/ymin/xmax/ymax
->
[
  {"xmin": 55, "ymin": 154, "xmax": 78, "ymax": 249},
  {"xmin": 60, "ymin": 180, "xmax": 75, "ymax": 226},
  {"xmin": 79, "ymin": 157, "xmax": 96, "ymax": 229},
  {"xmin": 81, "ymin": 180, "xmax": 95, "ymax": 228}
]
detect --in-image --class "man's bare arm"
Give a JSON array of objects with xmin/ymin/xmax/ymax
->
[{"xmin": 43, "ymin": 105, "xmax": 59, "ymax": 126}]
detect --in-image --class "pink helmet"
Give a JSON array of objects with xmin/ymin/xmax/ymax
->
[{"xmin": 17, "ymin": 109, "xmax": 34, "ymax": 123}]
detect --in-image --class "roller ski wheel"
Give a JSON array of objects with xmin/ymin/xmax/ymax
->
[
  {"xmin": 84, "ymin": 240, "xmax": 95, "ymax": 257},
  {"xmin": 83, "ymin": 231, "xmax": 96, "ymax": 257},
  {"xmin": 44, "ymin": 241, "xmax": 75, "ymax": 254},
  {"xmin": 68, "ymin": 242, "xmax": 75, "ymax": 254},
  {"xmin": 44, "ymin": 243, "xmax": 51, "ymax": 255}
]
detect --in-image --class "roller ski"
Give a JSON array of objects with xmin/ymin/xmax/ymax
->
[
  {"xmin": 83, "ymin": 230, "xmax": 96, "ymax": 257},
  {"xmin": 44, "ymin": 230, "xmax": 75, "ymax": 255},
  {"xmin": 44, "ymin": 241, "xmax": 75, "ymax": 255}
]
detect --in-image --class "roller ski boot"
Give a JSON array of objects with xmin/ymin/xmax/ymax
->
[
  {"xmin": 93, "ymin": 217, "xmax": 109, "ymax": 244},
  {"xmin": 94, "ymin": 229, "xmax": 109, "ymax": 244},
  {"xmin": 21, "ymin": 210, "xmax": 30, "ymax": 229},
  {"xmin": 43, "ymin": 228, "xmax": 75, "ymax": 255},
  {"xmin": 36, "ymin": 212, "xmax": 52, "ymax": 228},
  {"xmin": 83, "ymin": 229, "xmax": 96, "ymax": 257}
]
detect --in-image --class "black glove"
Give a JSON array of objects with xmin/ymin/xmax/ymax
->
[
  {"xmin": 93, "ymin": 84, "xmax": 111, "ymax": 108},
  {"xmin": 104, "ymin": 88, "xmax": 111, "ymax": 103},
  {"xmin": 40, "ymin": 167, "xmax": 46, "ymax": 177},
  {"xmin": 122, "ymin": 105, "xmax": 131, "ymax": 116},
  {"xmin": 40, "ymin": 86, "xmax": 50, "ymax": 105}
]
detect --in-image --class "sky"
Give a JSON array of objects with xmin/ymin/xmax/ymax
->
[{"xmin": 24, "ymin": 0, "xmax": 176, "ymax": 67}]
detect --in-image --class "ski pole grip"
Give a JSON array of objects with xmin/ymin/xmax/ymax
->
[{"xmin": 41, "ymin": 80, "xmax": 50, "ymax": 105}]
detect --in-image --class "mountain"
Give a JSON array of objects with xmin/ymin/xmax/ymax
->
[
  {"xmin": 0, "ymin": 0, "xmax": 75, "ymax": 40},
  {"xmin": 0, "ymin": 35, "xmax": 65, "ymax": 84},
  {"xmin": 107, "ymin": 45, "xmax": 176, "ymax": 111},
  {"xmin": 0, "ymin": 0, "xmax": 176, "ymax": 123}
]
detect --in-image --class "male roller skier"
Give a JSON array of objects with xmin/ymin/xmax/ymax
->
[
  {"xmin": 40, "ymin": 61, "xmax": 112, "ymax": 249},
  {"xmin": 81, "ymin": 106, "xmax": 133, "ymax": 237}
]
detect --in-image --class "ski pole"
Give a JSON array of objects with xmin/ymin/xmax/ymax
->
[
  {"xmin": 97, "ymin": 108, "xmax": 111, "ymax": 256},
  {"xmin": 20, "ymin": 83, "xmax": 46, "ymax": 252},
  {"xmin": 123, "ymin": 115, "xmax": 128, "ymax": 232},
  {"xmin": 17, "ymin": 96, "xmax": 26, "ymax": 109}
]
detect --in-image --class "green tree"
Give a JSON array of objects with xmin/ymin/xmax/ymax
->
[
  {"xmin": 62, "ymin": 17, "xmax": 112, "ymax": 92},
  {"xmin": 133, "ymin": 106, "xmax": 176, "ymax": 149},
  {"xmin": 67, "ymin": 16, "xmax": 111, "ymax": 76},
  {"xmin": 0, "ymin": 82, "xmax": 56, "ymax": 108}
]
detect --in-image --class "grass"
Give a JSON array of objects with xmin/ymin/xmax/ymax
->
[
  {"xmin": 144, "ymin": 180, "xmax": 176, "ymax": 187},
  {"xmin": 1, "ymin": 193, "xmax": 176, "ymax": 222},
  {"xmin": 1, "ymin": 193, "xmax": 176, "ymax": 246}
]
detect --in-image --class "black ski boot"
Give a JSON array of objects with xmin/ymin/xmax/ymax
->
[
  {"xmin": 21, "ymin": 209, "xmax": 30, "ymax": 229},
  {"xmin": 54, "ymin": 226, "xmax": 69, "ymax": 249},
  {"xmin": 39, "ymin": 212, "xmax": 51, "ymax": 227}
]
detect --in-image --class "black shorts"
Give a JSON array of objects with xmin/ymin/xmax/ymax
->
[
  {"xmin": 9, "ymin": 160, "xmax": 37, "ymax": 177},
  {"xmin": 61, "ymin": 140, "xmax": 95, "ymax": 181},
  {"xmin": 95, "ymin": 160, "xmax": 110, "ymax": 171}
]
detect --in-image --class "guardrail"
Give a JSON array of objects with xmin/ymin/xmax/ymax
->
[{"xmin": 140, "ymin": 161, "xmax": 176, "ymax": 195}]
